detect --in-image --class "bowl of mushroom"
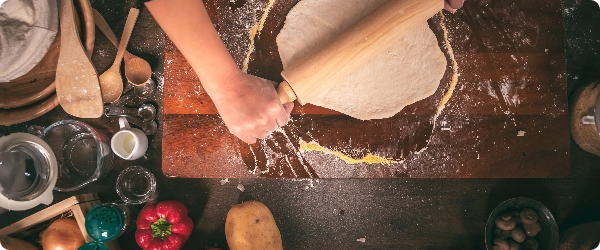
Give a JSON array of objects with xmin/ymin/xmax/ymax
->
[{"xmin": 485, "ymin": 197, "xmax": 559, "ymax": 250}]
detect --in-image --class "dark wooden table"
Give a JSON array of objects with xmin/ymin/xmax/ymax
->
[
  {"xmin": 162, "ymin": 0, "xmax": 571, "ymax": 179},
  {"xmin": 2, "ymin": 0, "xmax": 600, "ymax": 249}
]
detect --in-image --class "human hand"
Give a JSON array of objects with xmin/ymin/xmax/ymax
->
[
  {"xmin": 444, "ymin": 0, "xmax": 464, "ymax": 13},
  {"xmin": 210, "ymin": 72, "xmax": 293, "ymax": 144}
]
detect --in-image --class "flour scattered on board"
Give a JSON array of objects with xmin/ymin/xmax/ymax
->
[
  {"xmin": 484, "ymin": 80, "xmax": 499, "ymax": 100},
  {"xmin": 499, "ymin": 76, "xmax": 520, "ymax": 107},
  {"xmin": 220, "ymin": 178, "xmax": 229, "ymax": 185},
  {"xmin": 237, "ymin": 183, "xmax": 245, "ymax": 192},
  {"xmin": 214, "ymin": 0, "xmax": 277, "ymax": 69},
  {"xmin": 290, "ymin": 178, "xmax": 320, "ymax": 190},
  {"xmin": 562, "ymin": 6, "xmax": 576, "ymax": 16},
  {"xmin": 357, "ymin": 237, "xmax": 366, "ymax": 243},
  {"xmin": 242, "ymin": 0, "xmax": 277, "ymax": 72}
]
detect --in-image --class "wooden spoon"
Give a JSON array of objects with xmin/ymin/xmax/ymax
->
[
  {"xmin": 98, "ymin": 8, "xmax": 140, "ymax": 103},
  {"xmin": 92, "ymin": 9, "xmax": 152, "ymax": 86},
  {"xmin": 55, "ymin": 0, "xmax": 103, "ymax": 118}
]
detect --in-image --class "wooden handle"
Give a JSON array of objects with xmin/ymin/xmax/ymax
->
[
  {"xmin": 79, "ymin": 0, "xmax": 95, "ymax": 58},
  {"xmin": 111, "ymin": 8, "xmax": 139, "ymax": 70},
  {"xmin": 92, "ymin": 8, "xmax": 135, "ymax": 61},
  {"xmin": 277, "ymin": 81, "xmax": 297, "ymax": 104},
  {"xmin": 281, "ymin": 0, "xmax": 443, "ymax": 105}
]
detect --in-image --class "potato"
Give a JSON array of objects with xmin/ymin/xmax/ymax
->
[{"xmin": 225, "ymin": 201, "xmax": 283, "ymax": 250}]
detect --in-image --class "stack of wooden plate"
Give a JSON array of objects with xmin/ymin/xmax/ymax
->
[{"xmin": 0, "ymin": 0, "xmax": 95, "ymax": 126}]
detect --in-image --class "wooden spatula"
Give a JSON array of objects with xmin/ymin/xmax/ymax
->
[{"xmin": 55, "ymin": 0, "xmax": 103, "ymax": 118}]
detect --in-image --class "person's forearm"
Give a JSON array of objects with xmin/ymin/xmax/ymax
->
[{"xmin": 145, "ymin": 0, "xmax": 240, "ymax": 94}]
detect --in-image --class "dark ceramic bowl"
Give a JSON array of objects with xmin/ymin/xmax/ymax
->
[{"xmin": 485, "ymin": 197, "xmax": 559, "ymax": 250}]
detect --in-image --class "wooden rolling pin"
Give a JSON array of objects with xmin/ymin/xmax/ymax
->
[{"xmin": 278, "ymin": 0, "xmax": 443, "ymax": 105}]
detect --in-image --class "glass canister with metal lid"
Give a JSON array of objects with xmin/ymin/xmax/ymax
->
[{"xmin": 0, "ymin": 133, "xmax": 57, "ymax": 215}]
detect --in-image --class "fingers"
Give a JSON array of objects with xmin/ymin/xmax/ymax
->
[
  {"xmin": 282, "ymin": 102, "xmax": 294, "ymax": 116},
  {"xmin": 234, "ymin": 117, "xmax": 285, "ymax": 144},
  {"xmin": 444, "ymin": 0, "xmax": 464, "ymax": 13},
  {"xmin": 238, "ymin": 134, "xmax": 257, "ymax": 144},
  {"xmin": 444, "ymin": 2, "xmax": 456, "ymax": 13},
  {"xmin": 257, "ymin": 129, "xmax": 276, "ymax": 139},
  {"xmin": 446, "ymin": 0, "xmax": 464, "ymax": 9},
  {"xmin": 276, "ymin": 102, "xmax": 294, "ymax": 127},
  {"xmin": 234, "ymin": 115, "xmax": 280, "ymax": 144},
  {"xmin": 224, "ymin": 75, "xmax": 294, "ymax": 144},
  {"xmin": 276, "ymin": 106, "xmax": 292, "ymax": 130}
]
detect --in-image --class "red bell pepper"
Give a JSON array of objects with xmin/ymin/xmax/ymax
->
[{"xmin": 135, "ymin": 200, "xmax": 194, "ymax": 250}]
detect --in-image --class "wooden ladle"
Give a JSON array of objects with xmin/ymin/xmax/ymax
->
[
  {"xmin": 98, "ymin": 8, "xmax": 140, "ymax": 103},
  {"xmin": 92, "ymin": 9, "xmax": 152, "ymax": 86}
]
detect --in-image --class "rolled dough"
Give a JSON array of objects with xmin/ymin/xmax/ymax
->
[{"xmin": 277, "ymin": 0, "xmax": 447, "ymax": 120}]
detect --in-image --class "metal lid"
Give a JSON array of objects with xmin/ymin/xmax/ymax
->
[{"xmin": 0, "ymin": 133, "xmax": 57, "ymax": 210}]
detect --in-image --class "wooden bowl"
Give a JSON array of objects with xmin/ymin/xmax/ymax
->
[
  {"xmin": 0, "ymin": 95, "xmax": 60, "ymax": 126},
  {"xmin": 0, "ymin": 0, "xmax": 95, "ymax": 126},
  {"xmin": 0, "ymin": 35, "xmax": 59, "ymax": 109}
]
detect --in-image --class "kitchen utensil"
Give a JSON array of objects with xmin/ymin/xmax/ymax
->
[
  {"xmin": 79, "ymin": 202, "xmax": 132, "ymax": 250},
  {"xmin": 111, "ymin": 117, "xmax": 148, "ymax": 160},
  {"xmin": 485, "ymin": 197, "xmax": 558, "ymax": 250},
  {"xmin": 127, "ymin": 116, "xmax": 157, "ymax": 135},
  {"xmin": 104, "ymin": 103, "xmax": 156, "ymax": 121},
  {"xmin": 41, "ymin": 120, "xmax": 114, "ymax": 192},
  {"xmin": 98, "ymin": 8, "xmax": 140, "ymax": 103},
  {"xmin": 115, "ymin": 166, "xmax": 156, "ymax": 205},
  {"xmin": 109, "ymin": 79, "xmax": 155, "ymax": 107},
  {"xmin": 0, "ymin": 133, "xmax": 57, "ymax": 216},
  {"xmin": 55, "ymin": 0, "xmax": 103, "ymax": 118},
  {"xmin": 92, "ymin": 8, "xmax": 153, "ymax": 87},
  {"xmin": 276, "ymin": 0, "xmax": 442, "ymax": 109},
  {"xmin": 110, "ymin": 89, "xmax": 136, "ymax": 106},
  {"xmin": 77, "ymin": 0, "xmax": 95, "ymax": 58},
  {"xmin": 134, "ymin": 78, "xmax": 156, "ymax": 98}
]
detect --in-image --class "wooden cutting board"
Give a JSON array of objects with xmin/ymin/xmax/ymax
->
[{"xmin": 162, "ymin": 0, "xmax": 569, "ymax": 178}]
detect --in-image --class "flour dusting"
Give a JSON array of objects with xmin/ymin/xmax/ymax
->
[{"xmin": 242, "ymin": 0, "xmax": 277, "ymax": 72}]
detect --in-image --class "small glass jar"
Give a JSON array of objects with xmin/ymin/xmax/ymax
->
[{"xmin": 115, "ymin": 166, "xmax": 156, "ymax": 205}]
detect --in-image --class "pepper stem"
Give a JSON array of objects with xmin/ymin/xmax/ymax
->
[{"xmin": 151, "ymin": 218, "xmax": 173, "ymax": 239}]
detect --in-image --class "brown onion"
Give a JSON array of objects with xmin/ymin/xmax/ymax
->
[{"xmin": 40, "ymin": 219, "xmax": 85, "ymax": 250}]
